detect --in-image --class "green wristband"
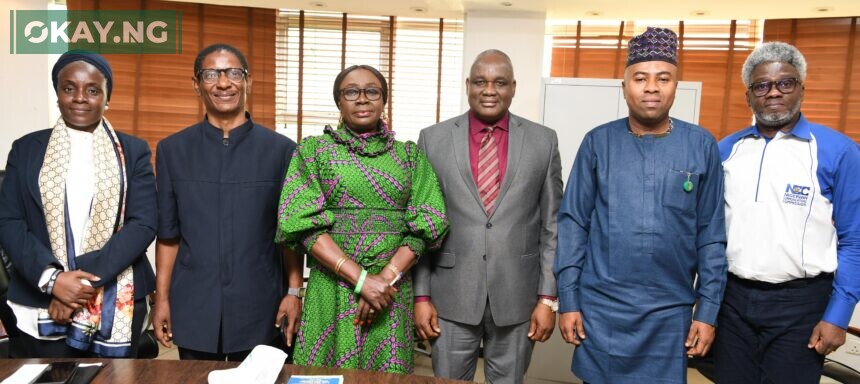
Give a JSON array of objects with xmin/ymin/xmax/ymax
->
[{"xmin": 354, "ymin": 269, "xmax": 368, "ymax": 294}]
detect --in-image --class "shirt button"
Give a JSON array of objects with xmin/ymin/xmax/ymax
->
[
  {"xmin": 482, "ymin": 254, "xmax": 487, "ymax": 261},
  {"xmin": 486, "ymin": 223, "xmax": 492, "ymax": 229}
]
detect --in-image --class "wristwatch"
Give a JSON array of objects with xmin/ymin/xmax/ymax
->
[
  {"xmin": 287, "ymin": 287, "xmax": 305, "ymax": 298},
  {"xmin": 539, "ymin": 298, "xmax": 559, "ymax": 313}
]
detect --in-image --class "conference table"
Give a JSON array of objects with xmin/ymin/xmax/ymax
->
[{"xmin": 0, "ymin": 358, "xmax": 471, "ymax": 383}]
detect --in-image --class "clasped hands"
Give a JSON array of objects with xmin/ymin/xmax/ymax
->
[
  {"xmin": 48, "ymin": 270, "xmax": 101, "ymax": 324},
  {"xmin": 354, "ymin": 270, "xmax": 399, "ymax": 327}
]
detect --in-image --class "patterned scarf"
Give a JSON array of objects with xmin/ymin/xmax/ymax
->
[{"xmin": 37, "ymin": 117, "xmax": 135, "ymax": 357}]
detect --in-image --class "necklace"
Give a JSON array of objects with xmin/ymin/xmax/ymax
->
[{"xmin": 628, "ymin": 118, "xmax": 674, "ymax": 138}]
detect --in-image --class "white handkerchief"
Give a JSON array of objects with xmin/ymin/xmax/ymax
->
[{"xmin": 208, "ymin": 345, "xmax": 287, "ymax": 384}]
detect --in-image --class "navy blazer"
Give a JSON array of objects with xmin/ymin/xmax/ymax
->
[{"xmin": 0, "ymin": 128, "xmax": 157, "ymax": 308}]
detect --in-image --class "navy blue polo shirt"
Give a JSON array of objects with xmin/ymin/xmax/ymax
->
[{"xmin": 156, "ymin": 114, "xmax": 296, "ymax": 353}]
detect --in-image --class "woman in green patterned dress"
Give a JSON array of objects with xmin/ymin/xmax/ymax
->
[{"xmin": 276, "ymin": 65, "xmax": 448, "ymax": 373}]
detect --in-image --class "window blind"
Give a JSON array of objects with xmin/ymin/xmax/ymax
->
[
  {"xmin": 548, "ymin": 19, "xmax": 761, "ymax": 140},
  {"xmin": 275, "ymin": 10, "xmax": 463, "ymax": 142}
]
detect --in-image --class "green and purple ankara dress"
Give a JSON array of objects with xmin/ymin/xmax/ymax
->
[{"xmin": 276, "ymin": 123, "xmax": 448, "ymax": 373}]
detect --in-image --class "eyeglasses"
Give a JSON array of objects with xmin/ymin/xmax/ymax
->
[
  {"xmin": 339, "ymin": 87, "xmax": 382, "ymax": 101},
  {"xmin": 748, "ymin": 78, "xmax": 800, "ymax": 97},
  {"xmin": 196, "ymin": 68, "xmax": 248, "ymax": 83}
]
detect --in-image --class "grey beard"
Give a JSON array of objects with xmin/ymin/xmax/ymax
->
[{"xmin": 754, "ymin": 103, "xmax": 801, "ymax": 128}]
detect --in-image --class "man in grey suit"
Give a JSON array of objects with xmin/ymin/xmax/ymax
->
[{"xmin": 414, "ymin": 49, "xmax": 563, "ymax": 384}]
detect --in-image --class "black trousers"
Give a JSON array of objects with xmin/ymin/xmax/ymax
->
[
  {"xmin": 10, "ymin": 298, "xmax": 146, "ymax": 358},
  {"xmin": 713, "ymin": 273, "xmax": 831, "ymax": 384},
  {"xmin": 178, "ymin": 346, "xmax": 252, "ymax": 362},
  {"xmin": 178, "ymin": 334, "xmax": 285, "ymax": 362}
]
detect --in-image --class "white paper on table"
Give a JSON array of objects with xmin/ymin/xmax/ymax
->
[
  {"xmin": 207, "ymin": 345, "xmax": 287, "ymax": 384},
  {"xmin": 0, "ymin": 364, "xmax": 48, "ymax": 384}
]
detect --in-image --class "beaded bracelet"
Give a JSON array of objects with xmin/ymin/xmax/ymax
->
[{"xmin": 354, "ymin": 269, "xmax": 368, "ymax": 294}]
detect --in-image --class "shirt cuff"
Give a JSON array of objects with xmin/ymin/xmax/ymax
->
[
  {"xmin": 558, "ymin": 289, "xmax": 579, "ymax": 313},
  {"xmin": 822, "ymin": 294, "xmax": 855, "ymax": 329},
  {"xmin": 38, "ymin": 267, "xmax": 59, "ymax": 293},
  {"xmin": 157, "ymin": 226, "xmax": 179, "ymax": 240},
  {"xmin": 693, "ymin": 300, "xmax": 720, "ymax": 326},
  {"xmin": 539, "ymin": 295, "xmax": 557, "ymax": 300},
  {"xmin": 414, "ymin": 296, "xmax": 431, "ymax": 304}
]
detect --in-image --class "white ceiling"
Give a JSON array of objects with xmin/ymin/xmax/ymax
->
[{"xmin": 171, "ymin": 0, "xmax": 860, "ymax": 20}]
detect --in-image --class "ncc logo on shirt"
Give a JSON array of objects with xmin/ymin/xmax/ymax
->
[{"xmin": 783, "ymin": 183, "xmax": 811, "ymax": 206}]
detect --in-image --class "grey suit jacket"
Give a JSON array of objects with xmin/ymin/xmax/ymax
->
[{"xmin": 415, "ymin": 112, "xmax": 562, "ymax": 327}]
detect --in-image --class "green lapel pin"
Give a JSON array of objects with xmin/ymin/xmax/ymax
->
[{"xmin": 683, "ymin": 173, "xmax": 694, "ymax": 193}]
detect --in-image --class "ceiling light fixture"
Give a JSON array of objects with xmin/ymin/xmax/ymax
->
[
  {"xmin": 500, "ymin": 2, "xmax": 513, "ymax": 6},
  {"xmin": 585, "ymin": 10, "xmax": 602, "ymax": 16},
  {"xmin": 410, "ymin": 6, "xmax": 427, "ymax": 13},
  {"xmin": 814, "ymin": 6, "xmax": 833, "ymax": 12},
  {"xmin": 309, "ymin": 1, "xmax": 326, "ymax": 7},
  {"xmin": 691, "ymin": 10, "xmax": 709, "ymax": 16}
]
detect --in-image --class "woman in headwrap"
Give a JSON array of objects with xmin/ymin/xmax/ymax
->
[{"xmin": 0, "ymin": 51, "xmax": 156, "ymax": 358}]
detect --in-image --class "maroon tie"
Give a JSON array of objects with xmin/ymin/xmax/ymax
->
[{"xmin": 477, "ymin": 126, "xmax": 500, "ymax": 215}]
